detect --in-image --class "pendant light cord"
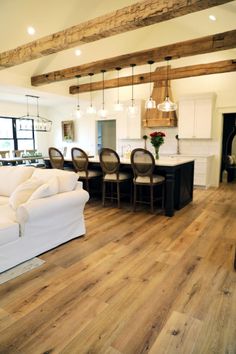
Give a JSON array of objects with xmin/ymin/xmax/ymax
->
[
  {"xmin": 100, "ymin": 70, "xmax": 106, "ymax": 110},
  {"xmin": 76, "ymin": 75, "xmax": 81, "ymax": 107},
  {"xmin": 147, "ymin": 60, "xmax": 154, "ymax": 99},
  {"xmin": 89, "ymin": 73, "xmax": 93, "ymax": 107},
  {"xmin": 116, "ymin": 67, "xmax": 121, "ymax": 104},
  {"xmin": 130, "ymin": 64, "xmax": 136, "ymax": 107},
  {"xmin": 164, "ymin": 56, "xmax": 172, "ymax": 98}
]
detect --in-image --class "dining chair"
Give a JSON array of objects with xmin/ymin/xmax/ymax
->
[
  {"xmin": 12, "ymin": 150, "xmax": 24, "ymax": 165},
  {"xmin": 99, "ymin": 148, "xmax": 131, "ymax": 208},
  {"xmin": 48, "ymin": 147, "xmax": 64, "ymax": 169},
  {"xmin": 0, "ymin": 150, "xmax": 10, "ymax": 158},
  {"xmin": 131, "ymin": 148, "xmax": 165, "ymax": 213},
  {"xmin": 71, "ymin": 147, "xmax": 102, "ymax": 192}
]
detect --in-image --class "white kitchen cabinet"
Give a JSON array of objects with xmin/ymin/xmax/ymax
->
[
  {"xmin": 180, "ymin": 155, "xmax": 214, "ymax": 188},
  {"xmin": 178, "ymin": 93, "xmax": 216, "ymax": 139}
]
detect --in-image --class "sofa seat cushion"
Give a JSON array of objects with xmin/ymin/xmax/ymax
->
[
  {"xmin": 32, "ymin": 169, "xmax": 78, "ymax": 193},
  {"xmin": 0, "ymin": 221, "xmax": 19, "ymax": 246},
  {"xmin": 0, "ymin": 196, "xmax": 9, "ymax": 205},
  {"xmin": 0, "ymin": 166, "xmax": 35, "ymax": 197}
]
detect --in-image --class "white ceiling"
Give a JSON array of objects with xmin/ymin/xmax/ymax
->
[{"xmin": 0, "ymin": 0, "xmax": 236, "ymax": 106}]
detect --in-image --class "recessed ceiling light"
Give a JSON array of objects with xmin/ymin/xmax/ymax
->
[
  {"xmin": 75, "ymin": 49, "xmax": 82, "ymax": 56},
  {"xmin": 27, "ymin": 26, "xmax": 36, "ymax": 35},
  {"xmin": 209, "ymin": 15, "xmax": 216, "ymax": 21}
]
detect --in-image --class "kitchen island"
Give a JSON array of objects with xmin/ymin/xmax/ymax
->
[
  {"xmin": 44, "ymin": 155, "xmax": 194, "ymax": 217},
  {"xmin": 89, "ymin": 156, "xmax": 194, "ymax": 217}
]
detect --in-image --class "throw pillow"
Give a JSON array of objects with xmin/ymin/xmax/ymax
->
[
  {"xmin": 9, "ymin": 177, "xmax": 43, "ymax": 210},
  {"xmin": 227, "ymin": 155, "xmax": 235, "ymax": 165},
  {"xmin": 32, "ymin": 169, "xmax": 78, "ymax": 193},
  {"xmin": 29, "ymin": 176, "xmax": 59, "ymax": 201}
]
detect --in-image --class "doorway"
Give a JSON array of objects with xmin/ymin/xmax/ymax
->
[
  {"xmin": 221, "ymin": 113, "xmax": 236, "ymax": 182},
  {"xmin": 97, "ymin": 120, "xmax": 116, "ymax": 154}
]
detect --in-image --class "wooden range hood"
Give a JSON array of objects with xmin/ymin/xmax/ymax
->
[{"xmin": 144, "ymin": 68, "xmax": 177, "ymax": 127}]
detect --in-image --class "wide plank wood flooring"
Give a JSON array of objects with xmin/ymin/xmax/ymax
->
[{"xmin": 0, "ymin": 183, "xmax": 235, "ymax": 354}]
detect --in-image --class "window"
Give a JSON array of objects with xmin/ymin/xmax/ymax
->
[{"xmin": 0, "ymin": 117, "xmax": 35, "ymax": 152}]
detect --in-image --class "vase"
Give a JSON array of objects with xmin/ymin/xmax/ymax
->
[{"xmin": 154, "ymin": 146, "xmax": 160, "ymax": 159}]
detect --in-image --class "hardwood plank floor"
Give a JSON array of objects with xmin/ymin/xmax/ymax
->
[{"xmin": 0, "ymin": 183, "xmax": 235, "ymax": 354}]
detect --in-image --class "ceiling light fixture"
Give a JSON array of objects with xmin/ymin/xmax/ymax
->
[
  {"xmin": 27, "ymin": 26, "xmax": 35, "ymax": 35},
  {"xmin": 209, "ymin": 14, "xmax": 216, "ymax": 21},
  {"xmin": 75, "ymin": 48, "xmax": 82, "ymax": 56},
  {"xmin": 75, "ymin": 75, "xmax": 83, "ymax": 118},
  {"xmin": 87, "ymin": 73, "xmax": 96, "ymax": 114},
  {"xmin": 128, "ymin": 64, "xmax": 137, "ymax": 115},
  {"xmin": 157, "ymin": 56, "xmax": 177, "ymax": 112},
  {"xmin": 145, "ymin": 60, "xmax": 156, "ymax": 109},
  {"xmin": 18, "ymin": 95, "xmax": 52, "ymax": 132},
  {"xmin": 99, "ymin": 70, "xmax": 108, "ymax": 118},
  {"xmin": 114, "ymin": 67, "xmax": 123, "ymax": 112}
]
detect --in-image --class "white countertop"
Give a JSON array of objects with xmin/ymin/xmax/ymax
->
[{"xmin": 89, "ymin": 156, "xmax": 194, "ymax": 167}]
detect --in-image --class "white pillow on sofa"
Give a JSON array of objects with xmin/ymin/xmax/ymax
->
[
  {"xmin": 9, "ymin": 177, "xmax": 43, "ymax": 210},
  {"xmin": 28, "ymin": 176, "xmax": 59, "ymax": 201},
  {"xmin": 32, "ymin": 169, "xmax": 78, "ymax": 193},
  {"xmin": 0, "ymin": 166, "xmax": 35, "ymax": 197}
]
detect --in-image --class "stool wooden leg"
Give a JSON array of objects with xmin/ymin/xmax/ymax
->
[
  {"xmin": 102, "ymin": 181, "xmax": 106, "ymax": 207},
  {"xmin": 86, "ymin": 178, "xmax": 89, "ymax": 193},
  {"xmin": 117, "ymin": 182, "xmax": 120, "ymax": 208},
  {"xmin": 150, "ymin": 184, "xmax": 154, "ymax": 213},
  {"xmin": 133, "ymin": 184, "xmax": 137, "ymax": 211},
  {"xmin": 234, "ymin": 246, "xmax": 236, "ymax": 270}
]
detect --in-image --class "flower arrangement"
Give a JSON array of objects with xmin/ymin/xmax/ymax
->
[{"xmin": 149, "ymin": 131, "xmax": 166, "ymax": 159}]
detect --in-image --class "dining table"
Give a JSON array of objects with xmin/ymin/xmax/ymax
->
[{"xmin": 0, "ymin": 156, "xmax": 45, "ymax": 166}]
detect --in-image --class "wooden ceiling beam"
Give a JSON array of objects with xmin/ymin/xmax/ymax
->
[
  {"xmin": 69, "ymin": 59, "xmax": 236, "ymax": 94},
  {"xmin": 31, "ymin": 29, "xmax": 236, "ymax": 86},
  {"xmin": 0, "ymin": 0, "xmax": 232, "ymax": 70}
]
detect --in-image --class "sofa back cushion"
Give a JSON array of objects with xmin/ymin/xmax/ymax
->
[
  {"xmin": 32, "ymin": 169, "xmax": 78, "ymax": 193},
  {"xmin": 9, "ymin": 177, "xmax": 43, "ymax": 210},
  {"xmin": 0, "ymin": 166, "xmax": 35, "ymax": 197},
  {"xmin": 28, "ymin": 176, "xmax": 59, "ymax": 201}
]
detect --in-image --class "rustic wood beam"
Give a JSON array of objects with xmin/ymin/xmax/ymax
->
[
  {"xmin": 32, "ymin": 29, "xmax": 236, "ymax": 86},
  {"xmin": 69, "ymin": 59, "xmax": 236, "ymax": 94},
  {"xmin": 0, "ymin": 0, "xmax": 231, "ymax": 70}
]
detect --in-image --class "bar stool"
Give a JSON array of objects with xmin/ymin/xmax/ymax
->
[
  {"xmin": 71, "ymin": 147, "xmax": 102, "ymax": 192},
  {"xmin": 99, "ymin": 148, "xmax": 131, "ymax": 208},
  {"xmin": 131, "ymin": 148, "xmax": 165, "ymax": 213},
  {"xmin": 48, "ymin": 147, "xmax": 64, "ymax": 169}
]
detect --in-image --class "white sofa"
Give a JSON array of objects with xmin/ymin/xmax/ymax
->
[{"xmin": 0, "ymin": 166, "xmax": 89, "ymax": 273}]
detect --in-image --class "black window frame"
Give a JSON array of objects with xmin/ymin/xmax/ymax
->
[{"xmin": 0, "ymin": 116, "xmax": 35, "ymax": 150}]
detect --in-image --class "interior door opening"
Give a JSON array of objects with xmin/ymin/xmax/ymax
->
[{"xmin": 97, "ymin": 120, "xmax": 116, "ymax": 154}]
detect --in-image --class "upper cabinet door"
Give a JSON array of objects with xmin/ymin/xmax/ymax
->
[
  {"xmin": 178, "ymin": 93, "xmax": 215, "ymax": 139},
  {"xmin": 194, "ymin": 98, "xmax": 213, "ymax": 138},
  {"xmin": 178, "ymin": 99, "xmax": 195, "ymax": 138}
]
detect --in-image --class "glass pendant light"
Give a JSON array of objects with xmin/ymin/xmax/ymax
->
[
  {"xmin": 87, "ymin": 73, "xmax": 96, "ymax": 114},
  {"xmin": 114, "ymin": 67, "xmax": 123, "ymax": 112},
  {"xmin": 128, "ymin": 64, "xmax": 137, "ymax": 115},
  {"xmin": 157, "ymin": 56, "xmax": 177, "ymax": 112},
  {"xmin": 98, "ymin": 70, "xmax": 108, "ymax": 118},
  {"xmin": 145, "ymin": 60, "xmax": 156, "ymax": 109},
  {"xmin": 75, "ymin": 75, "xmax": 83, "ymax": 118}
]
